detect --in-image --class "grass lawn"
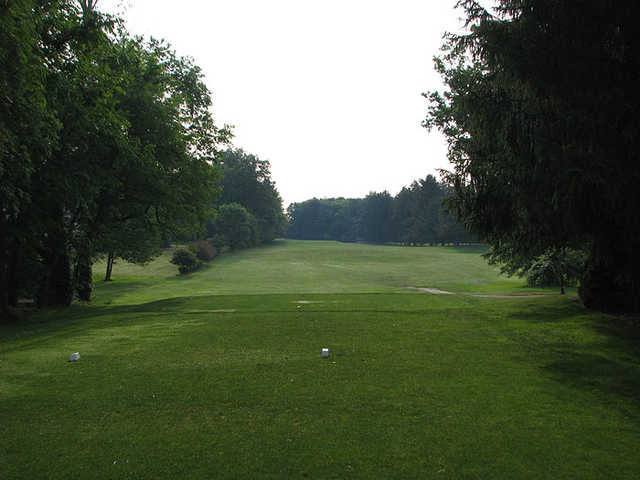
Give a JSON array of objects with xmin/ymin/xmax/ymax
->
[
  {"xmin": 90, "ymin": 240, "xmax": 536, "ymax": 306},
  {"xmin": 1, "ymin": 240, "xmax": 639, "ymax": 479}
]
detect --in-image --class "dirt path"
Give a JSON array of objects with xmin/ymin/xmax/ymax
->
[
  {"xmin": 406, "ymin": 286, "xmax": 455, "ymax": 295},
  {"xmin": 406, "ymin": 286, "xmax": 557, "ymax": 298}
]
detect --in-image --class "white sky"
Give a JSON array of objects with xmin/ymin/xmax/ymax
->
[{"xmin": 98, "ymin": 0, "xmax": 467, "ymax": 207}]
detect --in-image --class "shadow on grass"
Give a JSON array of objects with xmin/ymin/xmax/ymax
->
[
  {"xmin": 93, "ymin": 280, "xmax": 149, "ymax": 300},
  {"xmin": 505, "ymin": 300, "xmax": 587, "ymax": 323},
  {"xmin": 507, "ymin": 301, "xmax": 640, "ymax": 414},
  {"xmin": 544, "ymin": 352, "xmax": 640, "ymax": 413},
  {"xmin": 0, "ymin": 296, "xmax": 193, "ymax": 351}
]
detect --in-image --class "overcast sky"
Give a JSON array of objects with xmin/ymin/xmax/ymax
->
[{"xmin": 99, "ymin": 0, "xmax": 466, "ymax": 207}]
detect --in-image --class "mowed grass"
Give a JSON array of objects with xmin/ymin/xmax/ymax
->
[
  {"xmin": 91, "ymin": 240, "xmax": 532, "ymax": 306},
  {"xmin": 1, "ymin": 241, "xmax": 639, "ymax": 479}
]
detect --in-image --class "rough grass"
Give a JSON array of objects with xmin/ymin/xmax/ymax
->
[{"xmin": 1, "ymin": 241, "xmax": 638, "ymax": 479}]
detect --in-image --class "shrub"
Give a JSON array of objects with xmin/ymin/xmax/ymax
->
[
  {"xmin": 208, "ymin": 235, "xmax": 226, "ymax": 250},
  {"xmin": 190, "ymin": 240, "xmax": 216, "ymax": 262},
  {"xmin": 526, "ymin": 249, "xmax": 587, "ymax": 290},
  {"xmin": 215, "ymin": 203, "xmax": 259, "ymax": 250},
  {"xmin": 170, "ymin": 248, "xmax": 201, "ymax": 274}
]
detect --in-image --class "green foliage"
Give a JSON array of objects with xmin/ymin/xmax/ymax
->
[
  {"xmin": 189, "ymin": 240, "xmax": 217, "ymax": 262},
  {"xmin": 526, "ymin": 249, "xmax": 587, "ymax": 289},
  {"xmin": 211, "ymin": 148, "xmax": 286, "ymax": 244},
  {"xmin": 362, "ymin": 191, "xmax": 395, "ymax": 244},
  {"xmin": 0, "ymin": 0, "xmax": 60, "ymax": 311},
  {"xmin": 0, "ymin": 1, "xmax": 231, "ymax": 309},
  {"xmin": 214, "ymin": 203, "xmax": 259, "ymax": 250},
  {"xmin": 287, "ymin": 198, "xmax": 359, "ymax": 241},
  {"xmin": 286, "ymin": 176, "xmax": 471, "ymax": 245},
  {"xmin": 170, "ymin": 248, "xmax": 201, "ymax": 274},
  {"xmin": 425, "ymin": 0, "xmax": 640, "ymax": 312},
  {"xmin": 393, "ymin": 176, "xmax": 447, "ymax": 245},
  {"xmin": 486, "ymin": 244, "xmax": 588, "ymax": 293}
]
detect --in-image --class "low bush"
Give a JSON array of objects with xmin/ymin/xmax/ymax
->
[
  {"xmin": 170, "ymin": 248, "xmax": 201, "ymax": 274},
  {"xmin": 526, "ymin": 248, "xmax": 587, "ymax": 290},
  {"xmin": 215, "ymin": 203, "xmax": 260, "ymax": 251},
  {"xmin": 189, "ymin": 240, "xmax": 216, "ymax": 262}
]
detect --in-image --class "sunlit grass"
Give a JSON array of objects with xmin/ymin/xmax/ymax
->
[
  {"xmin": 91, "ymin": 240, "xmax": 535, "ymax": 306},
  {"xmin": 1, "ymin": 241, "xmax": 638, "ymax": 479}
]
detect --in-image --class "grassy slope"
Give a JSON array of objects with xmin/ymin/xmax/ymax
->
[
  {"xmin": 1, "ymin": 241, "xmax": 638, "ymax": 479},
  {"xmin": 92, "ymin": 240, "xmax": 534, "ymax": 306}
]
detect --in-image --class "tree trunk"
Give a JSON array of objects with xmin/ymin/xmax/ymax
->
[
  {"xmin": 37, "ymin": 232, "xmax": 73, "ymax": 308},
  {"xmin": 579, "ymin": 243, "xmax": 640, "ymax": 313},
  {"xmin": 104, "ymin": 251, "xmax": 114, "ymax": 281},
  {"xmin": 0, "ymin": 231, "xmax": 9, "ymax": 315},
  {"xmin": 74, "ymin": 252, "xmax": 93, "ymax": 301},
  {"xmin": 7, "ymin": 240, "xmax": 22, "ymax": 307}
]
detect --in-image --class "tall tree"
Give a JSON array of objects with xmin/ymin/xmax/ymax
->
[
  {"xmin": 361, "ymin": 191, "xmax": 395, "ymax": 244},
  {"xmin": 0, "ymin": 1, "xmax": 64, "ymax": 311},
  {"xmin": 426, "ymin": 0, "xmax": 640, "ymax": 312},
  {"xmin": 286, "ymin": 198, "xmax": 335, "ymax": 241},
  {"xmin": 216, "ymin": 149, "xmax": 286, "ymax": 243}
]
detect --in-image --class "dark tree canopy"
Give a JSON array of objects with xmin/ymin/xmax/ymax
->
[
  {"xmin": 426, "ymin": 0, "xmax": 640, "ymax": 312},
  {"xmin": 362, "ymin": 191, "xmax": 395, "ymax": 244},
  {"xmin": 1, "ymin": 1, "xmax": 230, "ymax": 313}
]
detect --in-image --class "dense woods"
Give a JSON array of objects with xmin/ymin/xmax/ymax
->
[{"xmin": 286, "ymin": 175, "xmax": 471, "ymax": 245}]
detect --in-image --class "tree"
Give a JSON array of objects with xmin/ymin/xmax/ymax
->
[
  {"xmin": 90, "ymin": 35, "xmax": 229, "ymax": 283},
  {"xmin": 286, "ymin": 198, "xmax": 337, "ymax": 241},
  {"xmin": 285, "ymin": 180, "xmax": 470, "ymax": 245},
  {"xmin": 214, "ymin": 203, "xmax": 259, "ymax": 250},
  {"xmin": 392, "ymin": 187, "xmax": 414, "ymax": 245},
  {"xmin": 170, "ymin": 248, "xmax": 201, "ymax": 274},
  {"xmin": 216, "ymin": 149, "xmax": 286, "ymax": 243},
  {"xmin": 362, "ymin": 191, "xmax": 395, "ymax": 244},
  {"xmin": 101, "ymin": 218, "xmax": 162, "ymax": 282},
  {"xmin": 524, "ymin": 249, "xmax": 587, "ymax": 294},
  {"xmin": 1, "ymin": 1, "xmax": 230, "ymax": 313},
  {"xmin": 426, "ymin": 0, "xmax": 640, "ymax": 312},
  {"xmin": 405, "ymin": 176, "xmax": 443, "ymax": 245},
  {"xmin": 0, "ymin": 0, "xmax": 61, "ymax": 312}
]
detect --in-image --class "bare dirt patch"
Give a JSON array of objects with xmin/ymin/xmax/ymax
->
[
  {"xmin": 407, "ymin": 287, "xmax": 558, "ymax": 298},
  {"xmin": 406, "ymin": 286, "xmax": 455, "ymax": 295}
]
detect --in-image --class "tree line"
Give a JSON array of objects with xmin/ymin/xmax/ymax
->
[
  {"xmin": 286, "ymin": 175, "xmax": 471, "ymax": 245},
  {"xmin": 108, "ymin": 148, "xmax": 287, "ymax": 279}
]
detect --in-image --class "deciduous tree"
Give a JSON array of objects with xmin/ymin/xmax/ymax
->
[{"xmin": 1, "ymin": 1, "xmax": 230, "ymax": 313}]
